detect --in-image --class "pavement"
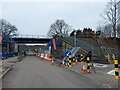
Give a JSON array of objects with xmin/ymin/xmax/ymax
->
[
  {"xmin": 0, "ymin": 56, "xmax": 19, "ymax": 89},
  {"xmin": 2, "ymin": 56, "xmax": 106, "ymax": 88},
  {"xmin": 0, "ymin": 57, "xmax": 18, "ymax": 78}
]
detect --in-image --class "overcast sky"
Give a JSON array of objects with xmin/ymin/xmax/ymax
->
[{"xmin": 0, "ymin": 0, "xmax": 109, "ymax": 36}]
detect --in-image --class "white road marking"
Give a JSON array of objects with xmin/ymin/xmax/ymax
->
[
  {"xmin": 93, "ymin": 63, "xmax": 108, "ymax": 68},
  {"xmin": 107, "ymin": 70, "xmax": 115, "ymax": 75},
  {"xmin": 107, "ymin": 69, "xmax": 120, "ymax": 76}
]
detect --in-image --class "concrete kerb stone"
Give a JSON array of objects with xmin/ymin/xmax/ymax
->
[
  {"xmin": 0, "ymin": 65, "xmax": 12, "ymax": 79},
  {"xmin": 18, "ymin": 55, "xmax": 26, "ymax": 62}
]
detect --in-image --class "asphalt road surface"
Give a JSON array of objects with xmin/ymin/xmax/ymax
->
[{"xmin": 2, "ymin": 56, "xmax": 105, "ymax": 88}]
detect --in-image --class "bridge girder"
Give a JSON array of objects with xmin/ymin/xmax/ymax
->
[{"xmin": 12, "ymin": 37, "xmax": 52, "ymax": 44}]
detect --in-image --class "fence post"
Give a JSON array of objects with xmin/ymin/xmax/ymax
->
[
  {"xmin": 80, "ymin": 54, "xmax": 83, "ymax": 61},
  {"xmin": 114, "ymin": 59, "xmax": 119, "ymax": 80},
  {"xmin": 68, "ymin": 56, "xmax": 72, "ymax": 68},
  {"xmin": 87, "ymin": 57, "xmax": 91, "ymax": 73}
]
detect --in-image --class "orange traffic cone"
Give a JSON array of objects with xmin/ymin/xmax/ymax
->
[
  {"xmin": 51, "ymin": 60, "xmax": 54, "ymax": 65},
  {"xmin": 81, "ymin": 64, "xmax": 87, "ymax": 73},
  {"xmin": 61, "ymin": 60, "xmax": 65, "ymax": 67},
  {"xmin": 75, "ymin": 59, "xmax": 78, "ymax": 65}
]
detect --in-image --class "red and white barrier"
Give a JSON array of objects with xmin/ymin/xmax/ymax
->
[
  {"xmin": 44, "ymin": 54, "xmax": 48, "ymax": 59},
  {"xmin": 51, "ymin": 60, "xmax": 54, "ymax": 65},
  {"xmin": 61, "ymin": 60, "xmax": 65, "ymax": 67},
  {"xmin": 41, "ymin": 53, "xmax": 44, "ymax": 58},
  {"xmin": 47, "ymin": 54, "xmax": 52, "ymax": 61},
  {"xmin": 38, "ymin": 53, "xmax": 40, "ymax": 57}
]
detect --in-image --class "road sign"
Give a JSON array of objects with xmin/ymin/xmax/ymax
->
[{"xmin": 65, "ymin": 51, "xmax": 72, "ymax": 57}]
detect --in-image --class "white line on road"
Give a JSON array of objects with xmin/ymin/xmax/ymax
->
[
  {"xmin": 107, "ymin": 69, "xmax": 120, "ymax": 76},
  {"xmin": 93, "ymin": 63, "xmax": 108, "ymax": 68}
]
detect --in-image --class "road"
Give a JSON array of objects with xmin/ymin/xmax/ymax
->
[{"xmin": 2, "ymin": 56, "xmax": 105, "ymax": 88}]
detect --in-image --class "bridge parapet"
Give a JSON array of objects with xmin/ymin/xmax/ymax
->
[{"xmin": 12, "ymin": 35, "xmax": 52, "ymax": 39}]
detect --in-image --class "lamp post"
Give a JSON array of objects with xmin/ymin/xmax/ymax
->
[{"xmin": 74, "ymin": 30, "xmax": 77, "ymax": 47}]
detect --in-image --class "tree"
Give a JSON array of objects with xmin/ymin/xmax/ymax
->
[
  {"xmin": 0, "ymin": 19, "xmax": 18, "ymax": 37},
  {"xmin": 48, "ymin": 19, "xmax": 72, "ymax": 37},
  {"xmin": 0, "ymin": 19, "xmax": 18, "ymax": 54},
  {"xmin": 70, "ymin": 30, "xmax": 76, "ymax": 36},
  {"xmin": 83, "ymin": 28, "xmax": 94, "ymax": 38},
  {"xmin": 70, "ymin": 28, "xmax": 95, "ymax": 38},
  {"xmin": 103, "ymin": 24, "xmax": 113, "ymax": 37},
  {"xmin": 101, "ymin": 0, "xmax": 120, "ymax": 41},
  {"xmin": 117, "ymin": 23, "xmax": 120, "ymax": 37},
  {"xmin": 76, "ymin": 29, "xmax": 82, "ymax": 38}
]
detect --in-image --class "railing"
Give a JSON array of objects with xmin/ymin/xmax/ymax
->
[
  {"xmin": 11, "ymin": 35, "xmax": 52, "ymax": 39},
  {"xmin": 70, "ymin": 47, "xmax": 80, "ymax": 55},
  {"xmin": 62, "ymin": 36, "xmax": 100, "ymax": 57},
  {"xmin": 63, "ymin": 36, "xmax": 95, "ymax": 51},
  {"xmin": 96, "ymin": 39, "xmax": 118, "ymax": 59}
]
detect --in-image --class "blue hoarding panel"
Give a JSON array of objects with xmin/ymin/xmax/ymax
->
[
  {"xmin": 0, "ymin": 52, "xmax": 18, "ymax": 58},
  {"xmin": 48, "ymin": 40, "xmax": 62, "ymax": 47}
]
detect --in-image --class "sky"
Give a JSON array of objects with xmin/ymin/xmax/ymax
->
[{"xmin": 0, "ymin": 0, "xmax": 109, "ymax": 36}]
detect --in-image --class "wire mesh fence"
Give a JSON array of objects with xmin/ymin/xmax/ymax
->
[{"xmin": 62, "ymin": 36, "xmax": 119, "ymax": 63}]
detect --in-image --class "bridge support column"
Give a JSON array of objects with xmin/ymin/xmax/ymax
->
[{"xmin": 14, "ymin": 44, "xmax": 19, "ymax": 52}]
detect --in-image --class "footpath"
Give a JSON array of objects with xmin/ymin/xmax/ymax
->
[
  {"xmin": 0, "ymin": 53, "xmax": 25, "ymax": 79},
  {"xmin": 0, "ymin": 57, "xmax": 19, "ymax": 90},
  {"xmin": 0, "ymin": 57, "xmax": 18, "ymax": 79}
]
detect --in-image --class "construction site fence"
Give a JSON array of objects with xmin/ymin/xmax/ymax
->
[
  {"xmin": 36, "ymin": 52, "xmax": 53, "ymax": 61},
  {"xmin": 92, "ymin": 47, "xmax": 119, "ymax": 63},
  {"xmin": 0, "ymin": 52, "xmax": 18, "ymax": 59}
]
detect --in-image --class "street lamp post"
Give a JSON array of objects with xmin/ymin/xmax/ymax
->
[{"xmin": 74, "ymin": 30, "xmax": 77, "ymax": 47}]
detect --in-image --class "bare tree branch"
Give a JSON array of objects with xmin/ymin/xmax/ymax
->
[
  {"xmin": 0, "ymin": 19, "xmax": 18, "ymax": 36},
  {"xmin": 101, "ymin": 0, "xmax": 120, "ymax": 39},
  {"xmin": 48, "ymin": 19, "xmax": 72, "ymax": 37}
]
